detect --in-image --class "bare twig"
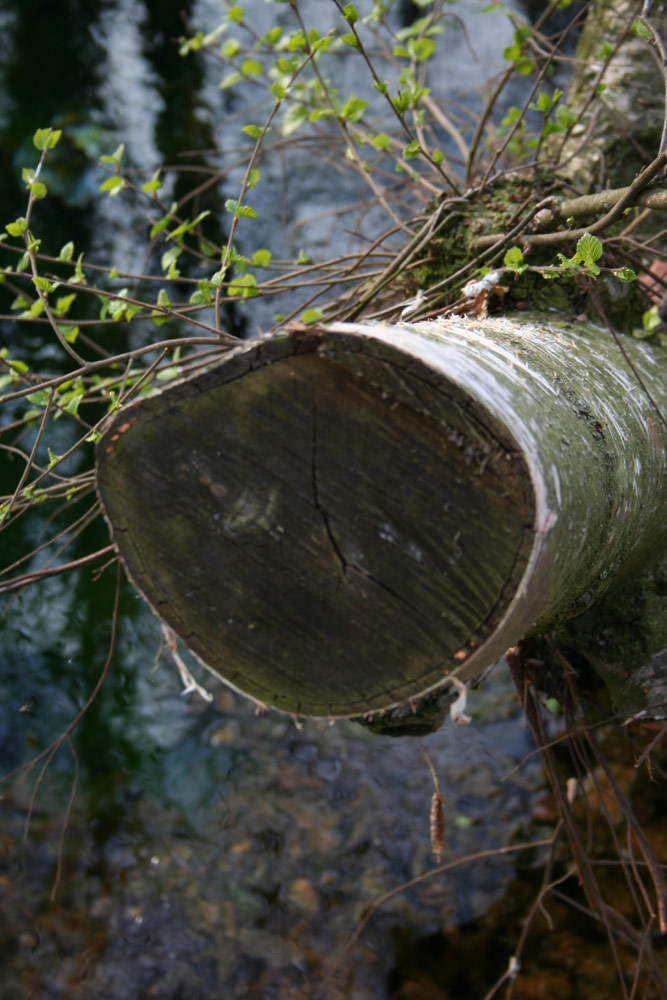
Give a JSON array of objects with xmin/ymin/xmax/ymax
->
[{"xmin": 346, "ymin": 835, "xmax": 559, "ymax": 956}]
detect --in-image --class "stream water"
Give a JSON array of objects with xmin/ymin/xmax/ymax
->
[{"xmin": 0, "ymin": 2, "xmax": 576, "ymax": 997}]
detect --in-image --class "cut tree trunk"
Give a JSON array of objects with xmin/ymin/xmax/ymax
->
[{"xmin": 96, "ymin": 314, "xmax": 667, "ymax": 725}]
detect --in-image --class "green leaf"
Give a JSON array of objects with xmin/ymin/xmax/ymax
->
[
  {"xmin": 142, "ymin": 169, "xmax": 162, "ymax": 193},
  {"xmin": 529, "ymin": 91, "xmax": 552, "ymax": 113},
  {"xmin": 150, "ymin": 202, "xmax": 177, "ymax": 239},
  {"xmin": 222, "ymin": 37, "xmax": 241, "ymax": 57},
  {"xmin": 151, "ymin": 288, "xmax": 171, "ymax": 326},
  {"xmin": 229, "ymin": 246, "xmax": 249, "ymax": 268},
  {"xmin": 503, "ymin": 246, "xmax": 526, "ymax": 272},
  {"xmin": 199, "ymin": 239, "xmax": 219, "ymax": 258},
  {"xmin": 271, "ymin": 82, "xmax": 286, "ymax": 100},
  {"xmin": 99, "ymin": 176, "xmax": 126, "ymax": 195},
  {"xmin": 613, "ymin": 267, "xmax": 637, "ymax": 283},
  {"xmin": 166, "ymin": 210, "xmax": 211, "ymax": 241},
  {"xmin": 341, "ymin": 96, "xmax": 368, "ymax": 122},
  {"xmin": 575, "ymin": 232, "xmax": 603, "ymax": 262},
  {"xmin": 264, "ymin": 26, "xmax": 282, "ymax": 44},
  {"xmin": 228, "ymin": 272, "xmax": 258, "ymax": 298},
  {"xmin": 68, "ymin": 252, "xmax": 86, "ymax": 285},
  {"xmin": 27, "ymin": 388, "xmax": 51, "ymax": 407},
  {"xmin": 247, "ymin": 168, "xmax": 260, "ymax": 189},
  {"xmin": 516, "ymin": 59, "xmax": 535, "ymax": 75},
  {"xmin": 252, "ymin": 249, "xmax": 272, "ymax": 267},
  {"xmin": 275, "ymin": 56, "xmax": 299, "ymax": 74},
  {"xmin": 228, "ymin": 4, "xmax": 244, "ymax": 22},
  {"xmin": 161, "ymin": 246, "xmax": 181, "ymax": 272},
  {"xmin": 372, "ymin": 133, "xmax": 391, "ymax": 150},
  {"xmin": 555, "ymin": 105, "xmax": 577, "ymax": 128},
  {"xmin": 156, "ymin": 366, "xmax": 181, "ymax": 381},
  {"xmin": 179, "ymin": 31, "xmax": 204, "ymax": 55},
  {"xmin": 341, "ymin": 32, "xmax": 359, "ymax": 47},
  {"xmin": 219, "ymin": 71, "xmax": 244, "ymax": 89},
  {"xmin": 301, "ymin": 308, "xmax": 323, "ymax": 324},
  {"xmin": 631, "ymin": 17, "xmax": 652, "ymax": 40},
  {"xmin": 64, "ymin": 390, "xmax": 83, "ymax": 413},
  {"xmin": 60, "ymin": 325, "xmax": 79, "ymax": 344},
  {"xmin": 32, "ymin": 276, "xmax": 53, "ymax": 293},
  {"xmin": 431, "ymin": 149, "xmax": 444, "ymax": 164},
  {"xmin": 33, "ymin": 128, "xmax": 62, "ymax": 151},
  {"xmin": 189, "ymin": 279, "xmax": 213, "ymax": 306},
  {"xmin": 242, "ymin": 58, "xmax": 263, "ymax": 76},
  {"xmin": 18, "ymin": 298, "xmax": 45, "ymax": 320},
  {"xmin": 47, "ymin": 448, "xmax": 61, "ymax": 469},
  {"xmin": 59, "ymin": 241, "xmax": 74, "ymax": 261},
  {"xmin": 643, "ymin": 306, "xmax": 661, "ymax": 332},
  {"xmin": 412, "ymin": 37, "xmax": 436, "ymax": 61},
  {"xmin": 6, "ymin": 217, "xmax": 28, "ymax": 237},
  {"xmin": 391, "ymin": 90, "xmax": 411, "ymax": 114},
  {"xmin": 286, "ymin": 29, "xmax": 306, "ymax": 51},
  {"xmin": 403, "ymin": 139, "xmax": 421, "ymax": 159},
  {"xmin": 100, "ymin": 143, "xmax": 125, "ymax": 165},
  {"xmin": 225, "ymin": 198, "xmax": 258, "ymax": 219},
  {"xmin": 243, "ymin": 124, "xmax": 263, "ymax": 138},
  {"xmin": 54, "ymin": 292, "xmax": 77, "ymax": 315},
  {"xmin": 282, "ymin": 104, "xmax": 308, "ymax": 135},
  {"xmin": 341, "ymin": 3, "xmax": 358, "ymax": 22}
]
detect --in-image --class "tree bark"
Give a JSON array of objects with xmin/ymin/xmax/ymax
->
[{"xmin": 96, "ymin": 313, "xmax": 667, "ymax": 723}]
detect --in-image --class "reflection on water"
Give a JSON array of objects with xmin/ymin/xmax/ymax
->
[
  {"xmin": 0, "ymin": 0, "xmax": 558, "ymax": 996},
  {"xmin": 1, "ymin": 607, "xmax": 543, "ymax": 998}
]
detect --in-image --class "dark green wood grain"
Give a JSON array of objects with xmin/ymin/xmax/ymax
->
[{"xmin": 97, "ymin": 333, "xmax": 533, "ymax": 716}]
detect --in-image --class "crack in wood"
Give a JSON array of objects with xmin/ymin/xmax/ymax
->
[{"xmin": 311, "ymin": 398, "xmax": 347, "ymax": 577}]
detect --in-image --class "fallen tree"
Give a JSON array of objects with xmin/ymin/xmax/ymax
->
[{"xmin": 96, "ymin": 303, "xmax": 667, "ymax": 729}]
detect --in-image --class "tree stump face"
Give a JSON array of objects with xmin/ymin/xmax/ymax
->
[{"xmin": 96, "ymin": 333, "xmax": 534, "ymax": 717}]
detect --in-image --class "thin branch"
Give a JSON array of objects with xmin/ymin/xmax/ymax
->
[
  {"xmin": 0, "ymin": 545, "xmax": 116, "ymax": 596},
  {"xmin": 50, "ymin": 734, "xmax": 79, "ymax": 901},
  {"xmin": 346, "ymin": 835, "xmax": 558, "ymax": 955},
  {"xmin": 1, "ymin": 561, "xmax": 122, "ymax": 789},
  {"xmin": 473, "ymin": 149, "xmax": 667, "ymax": 251}
]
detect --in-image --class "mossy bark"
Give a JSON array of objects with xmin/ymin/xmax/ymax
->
[
  {"xmin": 556, "ymin": 0, "xmax": 667, "ymax": 191},
  {"xmin": 96, "ymin": 315, "xmax": 667, "ymax": 725}
]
